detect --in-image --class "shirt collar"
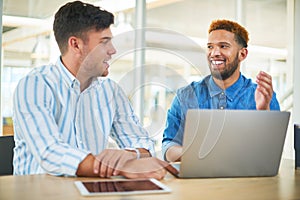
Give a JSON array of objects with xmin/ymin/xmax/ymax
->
[
  {"xmin": 207, "ymin": 73, "xmax": 245, "ymax": 102},
  {"xmin": 55, "ymin": 57, "xmax": 102, "ymax": 89},
  {"xmin": 56, "ymin": 57, "xmax": 78, "ymax": 88},
  {"xmin": 207, "ymin": 75, "xmax": 223, "ymax": 97}
]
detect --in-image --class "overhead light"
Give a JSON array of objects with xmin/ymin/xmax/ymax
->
[
  {"xmin": 2, "ymin": 15, "xmax": 47, "ymax": 27},
  {"xmin": 95, "ymin": 0, "xmax": 159, "ymax": 12}
]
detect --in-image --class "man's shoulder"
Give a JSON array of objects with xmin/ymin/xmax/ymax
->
[
  {"xmin": 239, "ymin": 74, "xmax": 257, "ymax": 89},
  {"xmin": 97, "ymin": 77, "xmax": 118, "ymax": 86},
  {"xmin": 96, "ymin": 78, "xmax": 125, "ymax": 92},
  {"xmin": 177, "ymin": 75, "xmax": 209, "ymax": 93},
  {"xmin": 19, "ymin": 64, "xmax": 57, "ymax": 82},
  {"xmin": 175, "ymin": 75, "xmax": 210, "ymax": 104}
]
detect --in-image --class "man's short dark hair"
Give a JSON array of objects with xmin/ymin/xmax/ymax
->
[{"xmin": 53, "ymin": 1, "xmax": 114, "ymax": 55}]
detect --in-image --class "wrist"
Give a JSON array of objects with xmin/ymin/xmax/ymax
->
[{"xmin": 124, "ymin": 148, "xmax": 140, "ymax": 159}]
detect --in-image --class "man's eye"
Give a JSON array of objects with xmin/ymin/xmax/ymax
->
[{"xmin": 101, "ymin": 39, "xmax": 110, "ymax": 45}]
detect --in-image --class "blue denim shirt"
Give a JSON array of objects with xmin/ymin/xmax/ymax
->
[{"xmin": 162, "ymin": 73, "xmax": 280, "ymax": 160}]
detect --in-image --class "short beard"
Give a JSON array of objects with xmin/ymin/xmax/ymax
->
[{"xmin": 210, "ymin": 54, "xmax": 239, "ymax": 81}]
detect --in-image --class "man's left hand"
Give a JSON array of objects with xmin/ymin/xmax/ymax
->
[{"xmin": 255, "ymin": 71, "xmax": 273, "ymax": 110}]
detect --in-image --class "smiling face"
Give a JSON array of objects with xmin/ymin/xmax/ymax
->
[
  {"xmin": 206, "ymin": 29, "xmax": 247, "ymax": 81},
  {"xmin": 79, "ymin": 28, "xmax": 116, "ymax": 78}
]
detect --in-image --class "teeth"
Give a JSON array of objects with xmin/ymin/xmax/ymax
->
[{"xmin": 212, "ymin": 60, "xmax": 224, "ymax": 65}]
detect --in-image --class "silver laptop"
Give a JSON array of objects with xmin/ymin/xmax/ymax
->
[{"xmin": 173, "ymin": 109, "xmax": 290, "ymax": 178}]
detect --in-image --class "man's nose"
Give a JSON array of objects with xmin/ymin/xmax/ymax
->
[
  {"xmin": 109, "ymin": 44, "xmax": 117, "ymax": 55},
  {"xmin": 210, "ymin": 47, "xmax": 221, "ymax": 56}
]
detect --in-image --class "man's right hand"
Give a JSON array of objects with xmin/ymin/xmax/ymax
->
[
  {"xmin": 165, "ymin": 145, "xmax": 183, "ymax": 162},
  {"xmin": 93, "ymin": 149, "xmax": 137, "ymax": 178},
  {"xmin": 76, "ymin": 151, "xmax": 177, "ymax": 180},
  {"xmin": 119, "ymin": 157, "xmax": 179, "ymax": 180}
]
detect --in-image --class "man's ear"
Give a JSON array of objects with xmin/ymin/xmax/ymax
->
[
  {"xmin": 239, "ymin": 47, "xmax": 248, "ymax": 61},
  {"xmin": 68, "ymin": 36, "xmax": 81, "ymax": 54}
]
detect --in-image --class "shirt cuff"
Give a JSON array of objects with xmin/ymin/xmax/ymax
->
[{"xmin": 60, "ymin": 148, "xmax": 91, "ymax": 176}]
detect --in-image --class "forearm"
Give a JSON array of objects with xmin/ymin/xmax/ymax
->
[
  {"xmin": 76, "ymin": 154, "xmax": 98, "ymax": 177},
  {"xmin": 70, "ymin": 149, "xmax": 152, "ymax": 177}
]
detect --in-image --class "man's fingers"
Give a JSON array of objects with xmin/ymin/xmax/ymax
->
[
  {"xmin": 257, "ymin": 71, "xmax": 273, "ymax": 89},
  {"xmin": 106, "ymin": 165, "xmax": 114, "ymax": 178},
  {"xmin": 96, "ymin": 149, "xmax": 131, "ymax": 177},
  {"xmin": 256, "ymin": 71, "xmax": 273, "ymax": 98},
  {"xmin": 95, "ymin": 149, "xmax": 143, "ymax": 178},
  {"xmin": 93, "ymin": 156, "xmax": 100, "ymax": 174}
]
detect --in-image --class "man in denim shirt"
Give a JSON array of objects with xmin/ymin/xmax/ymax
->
[{"xmin": 162, "ymin": 19, "xmax": 280, "ymax": 162}]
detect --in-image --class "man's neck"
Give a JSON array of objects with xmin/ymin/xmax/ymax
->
[
  {"xmin": 61, "ymin": 55, "xmax": 92, "ymax": 92},
  {"xmin": 61, "ymin": 55, "xmax": 79, "ymax": 77},
  {"xmin": 212, "ymin": 71, "xmax": 240, "ymax": 90}
]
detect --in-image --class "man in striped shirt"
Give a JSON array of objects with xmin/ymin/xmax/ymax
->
[{"xmin": 13, "ymin": 1, "xmax": 174, "ymax": 179}]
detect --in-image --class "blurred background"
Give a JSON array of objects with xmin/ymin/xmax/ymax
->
[{"xmin": 1, "ymin": 0, "xmax": 298, "ymax": 159}]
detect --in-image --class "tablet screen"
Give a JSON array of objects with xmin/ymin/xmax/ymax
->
[
  {"xmin": 84, "ymin": 179, "xmax": 162, "ymax": 192},
  {"xmin": 74, "ymin": 178, "xmax": 171, "ymax": 196}
]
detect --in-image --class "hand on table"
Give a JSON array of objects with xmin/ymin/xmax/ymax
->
[
  {"xmin": 93, "ymin": 149, "xmax": 137, "ymax": 178},
  {"xmin": 119, "ymin": 157, "xmax": 179, "ymax": 180}
]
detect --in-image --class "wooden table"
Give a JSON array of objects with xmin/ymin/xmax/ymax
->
[{"xmin": 0, "ymin": 159, "xmax": 299, "ymax": 200}]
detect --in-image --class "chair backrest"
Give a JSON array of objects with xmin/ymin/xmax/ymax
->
[{"xmin": 0, "ymin": 135, "xmax": 15, "ymax": 175}]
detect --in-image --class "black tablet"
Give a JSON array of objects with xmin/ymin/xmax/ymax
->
[{"xmin": 74, "ymin": 178, "xmax": 171, "ymax": 196}]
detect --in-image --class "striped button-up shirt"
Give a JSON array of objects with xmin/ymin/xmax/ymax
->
[{"xmin": 13, "ymin": 58, "xmax": 154, "ymax": 176}]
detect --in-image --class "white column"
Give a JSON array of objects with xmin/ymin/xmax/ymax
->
[
  {"xmin": 235, "ymin": 0, "xmax": 246, "ymax": 25},
  {"xmin": 133, "ymin": 0, "xmax": 146, "ymax": 123},
  {"xmin": 293, "ymin": 0, "xmax": 300, "ymax": 124},
  {"xmin": 284, "ymin": 0, "xmax": 300, "ymax": 160}
]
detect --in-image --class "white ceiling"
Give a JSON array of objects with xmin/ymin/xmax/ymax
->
[{"xmin": 2, "ymin": 0, "xmax": 287, "ymax": 45}]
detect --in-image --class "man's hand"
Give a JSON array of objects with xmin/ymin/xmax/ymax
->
[
  {"xmin": 119, "ymin": 157, "xmax": 178, "ymax": 180},
  {"xmin": 76, "ymin": 152, "xmax": 177, "ymax": 180},
  {"xmin": 166, "ymin": 145, "xmax": 183, "ymax": 162},
  {"xmin": 255, "ymin": 71, "xmax": 273, "ymax": 110},
  {"xmin": 93, "ymin": 149, "xmax": 137, "ymax": 178}
]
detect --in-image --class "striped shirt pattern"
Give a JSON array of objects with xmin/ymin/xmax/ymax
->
[{"xmin": 13, "ymin": 58, "xmax": 155, "ymax": 176}]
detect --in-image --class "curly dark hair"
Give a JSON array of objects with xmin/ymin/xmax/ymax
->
[
  {"xmin": 53, "ymin": 1, "xmax": 114, "ymax": 55},
  {"xmin": 208, "ymin": 19, "xmax": 249, "ymax": 48}
]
